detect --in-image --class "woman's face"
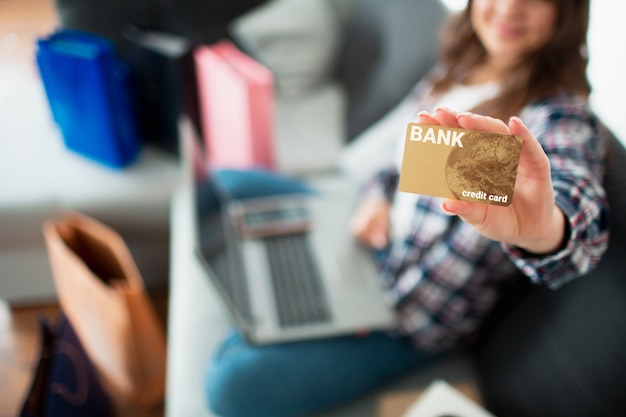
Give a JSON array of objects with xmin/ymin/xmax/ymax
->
[{"xmin": 471, "ymin": 0, "xmax": 558, "ymax": 66}]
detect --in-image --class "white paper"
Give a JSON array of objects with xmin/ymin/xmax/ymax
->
[{"xmin": 403, "ymin": 380, "xmax": 496, "ymax": 417}]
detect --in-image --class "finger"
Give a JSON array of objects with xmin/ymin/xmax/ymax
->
[
  {"xmin": 350, "ymin": 209, "xmax": 388, "ymax": 249},
  {"xmin": 457, "ymin": 112, "xmax": 510, "ymax": 135},
  {"xmin": 417, "ymin": 111, "xmax": 440, "ymax": 125},
  {"xmin": 369, "ymin": 229, "xmax": 388, "ymax": 249},
  {"xmin": 509, "ymin": 116, "xmax": 550, "ymax": 178},
  {"xmin": 434, "ymin": 107, "xmax": 461, "ymax": 128},
  {"xmin": 441, "ymin": 199, "xmax": 488, "ymax": 227},
  {"xmin": 354, "ymin": 223, "xmax": 387, "ymax": 249}
]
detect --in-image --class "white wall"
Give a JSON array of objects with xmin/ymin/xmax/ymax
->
[
  {"xmin": 440, "ymin": 0, "xmax": 626, "ymax": 143},
  {"xmin": 588, "ymin": 1, "xmax": 626, "ymax": 142}
]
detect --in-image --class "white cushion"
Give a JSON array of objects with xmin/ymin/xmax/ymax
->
[
  {"xmin": 339, "ymin": 97, "xmax": 414, "ymax": 183},
  {"xmin": 229, "ymin": 0, "xmax": 341, "ymax": 97},
  {"xmin": 274, "ymin": 82, "xmax": 347, "ymax": 174}
]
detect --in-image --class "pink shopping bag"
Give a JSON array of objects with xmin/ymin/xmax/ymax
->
[{"xmin": 194, "ymin": 40, "xmax": 275, "ymax": 170}]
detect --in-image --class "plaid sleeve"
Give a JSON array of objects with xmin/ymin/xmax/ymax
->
[
  {"xmin": 361, "ymin": 166, "xmax": 401, "ymax": 203},
  {"xmin": 503, "ymin": 99, "xmax": 611, "ymax": 289}
]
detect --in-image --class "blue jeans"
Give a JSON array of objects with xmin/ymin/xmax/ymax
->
[{"xmin": 205, "ymin": 330, "xmax": 442, "ymax": 417}]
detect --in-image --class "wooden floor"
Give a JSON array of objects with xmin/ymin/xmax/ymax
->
[
  {"xmin": 0, "ymin": 0, "xmax": 55, "ymax": 415},
  {"xmin": 0, "ymin": 0, "xmax": 58, "ymax": 68},
  {"xmin": 0, "ymin": 2, "xmax": 169, "ymax": 416}
]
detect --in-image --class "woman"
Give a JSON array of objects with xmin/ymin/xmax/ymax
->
[{"xmin": 206, "ymin": 1, "xmax": 613, "ymax": 416}]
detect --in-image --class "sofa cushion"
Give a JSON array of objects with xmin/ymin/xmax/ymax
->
[
  {"xmin": 603, "ymin": 135, "xmax": 626, "ymax": 233},
  {"xmin": 229, "ymin": 0, "xmax": 342, "ymax": 97},
  {"xmin": 336, "ymin": 0, "xmax": 448, "ymax": 139},
  {"xmin": 338, "ymin": 97, "xmax": 413, "ymax": 183},
  {"xmin": 475, "ymin": 243, "xmax": 626, "ymax": 417},
  {"xmin": 55, "ymin": 0, "xmax": 266, "ymax": 49},
  {"xmin": 274, "ymin": 82, "xmax": 347, "ymax": 173}
]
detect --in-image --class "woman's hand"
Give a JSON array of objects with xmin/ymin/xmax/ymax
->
[
  {"xmin": 422, "ymin": 107, "xmax": 566, "ymax": 254},
  {"xmin": 350, "ymin": 198, "xmax": 392, "ymax": 249}
]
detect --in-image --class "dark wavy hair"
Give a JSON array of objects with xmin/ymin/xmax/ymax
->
[{"xmin": 431, "ymin": 0, "xmax": 591, "ymax": 121}]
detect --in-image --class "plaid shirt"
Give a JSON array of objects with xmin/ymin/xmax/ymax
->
[{"xmin": 366, "ymin": 85, "xmax": 612, "ymax": 353}]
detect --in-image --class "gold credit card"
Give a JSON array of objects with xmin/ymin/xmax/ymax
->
[{"xmin": 398, "ymin": 123, "xmax": 522, "ymax": 206}]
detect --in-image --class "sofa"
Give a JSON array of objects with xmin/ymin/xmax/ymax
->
[
  {"xmin": 169, "ymin": 1, "xmax": 626, "ymax": 416},
  {"xmin": 46, "ymin": 0, "xmax": 626, "ymax": 416}
]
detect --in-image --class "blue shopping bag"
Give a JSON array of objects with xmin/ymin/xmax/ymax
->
[{"xmin": 36, "ymin": 29, "xmax": 141, "ymax": 169}]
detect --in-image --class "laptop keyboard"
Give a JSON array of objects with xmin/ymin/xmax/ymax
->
[{"xmin": 264, "ymin": 234, "xmax": 331, "ymax": 328}]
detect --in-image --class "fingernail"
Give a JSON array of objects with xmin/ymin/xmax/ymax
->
[
  {"xmin": 442, "ymin": 200, "xmax": 473, "ymax": 215},
  {"xmin": 441, "ymin": 201, "xmax": 456, "ymax": 215}
]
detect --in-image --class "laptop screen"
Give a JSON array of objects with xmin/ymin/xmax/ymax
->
[
  {"xmin": 194, "ymin": 180, "xmax": 254, "ymax": 327},
  {"xmin": 179, "ymin": 116, "xmax": 254, "ymax": 329}
]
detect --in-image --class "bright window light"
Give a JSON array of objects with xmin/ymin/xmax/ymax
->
[{"xmin": 440, "ymin": 0, "xmax": 467, "ymax": 12}]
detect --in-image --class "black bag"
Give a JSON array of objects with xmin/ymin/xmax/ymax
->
[
  {"xmin": 122, "ymin": 25, "xmax": 202, "ymax": 155},
  {"xmin": 19, "ymin": 312, "xmax": 113, "ymax": 417}
]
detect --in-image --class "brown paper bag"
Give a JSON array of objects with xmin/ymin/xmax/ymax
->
[{"xmin": 42, "ymin": 211, "xmax": 166, "ymax": 416}]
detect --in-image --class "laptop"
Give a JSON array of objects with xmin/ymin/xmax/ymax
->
[{"xmin": 180, "ymin": 117, "xmax": 395, "ymax": 344}]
